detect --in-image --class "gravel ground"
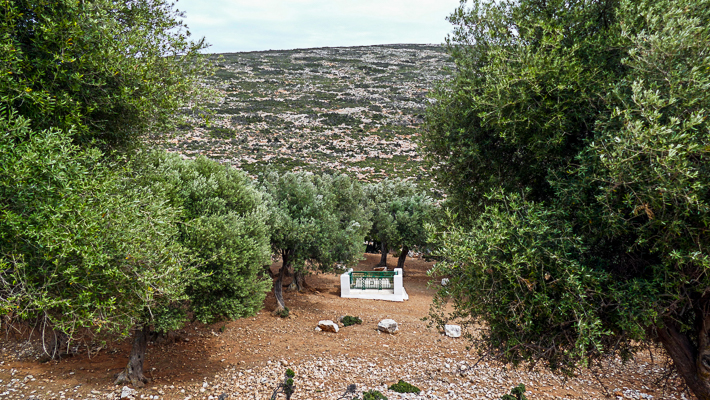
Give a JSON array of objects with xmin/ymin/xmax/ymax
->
[
  {"xmin": 0, "ymin": 255, "xmax": 693, "ymax": 400},
  {"xmin": 0, "ymin": 350, "xmax": 690, "ymax": 400}
]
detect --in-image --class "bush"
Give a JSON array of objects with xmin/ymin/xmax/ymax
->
[
  {"xmin": 262, "ymin": 171, "xmax": 371, "ymax": 312},
  {"xmin": 341, "ymin": 316, "xmax": 362, "ymax": 327},
  {"xmin": 501, "ymin": 384, "xmax": 527, "ymax": 400},
  {"xmin": 274, "ymin": 307, "xmax": 290, "ymax": 319},
  {"xmin": 388, "ymin": 380, "xmax": 420, "ymax": 394},
  {"xmin": 362, "ymin": 390, "xmax": 387, "ymax": 400},
  {"xmin": 424, "ymin": 0, "xmax": 710, "ymax": 397},
  {"xmin": 0, "ymin": 0, "xmax": 216, "ymax": 150}
]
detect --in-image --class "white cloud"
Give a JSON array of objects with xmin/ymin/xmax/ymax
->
[{"xmin": 174, "ymin": 0, "xmax": 460, "ymax": 53}]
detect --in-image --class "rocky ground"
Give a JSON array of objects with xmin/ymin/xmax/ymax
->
[
  {"xmin": 154, "ymin": 44, "xmax": 452, "ymax": 197},
  {"xmin": 0, "ymin": 254, "xmax": 693, "ymax": 400}
]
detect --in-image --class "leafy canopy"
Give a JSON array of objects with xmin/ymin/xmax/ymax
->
[
  {"xmin": 0, "ymin": 109, "xmax": 192, "ymax": 340},
  {"xmin": 262, "ymin": 171, "xmax": 370, "ymax": 272},
  {"xmin": 364, "ymin": 179, "xmax": 435, "ymax": 253},
  {"xmin": 0, "ymin": 0, "xmax": 215, "ymax": 150},
  {"xmin": 425, "ymin": 0, "xmax": 710, "ymax": 385},
  {"xmin": 135, "ymin": 152, "xmax": 272, "ymax": 325}
]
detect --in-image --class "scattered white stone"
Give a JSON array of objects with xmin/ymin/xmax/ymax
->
[
  {"xmin": 318, "ymin": 320, "xmax": 339, "ymax": 333},
  {"xmin": 120, "ymin": 386, "xmax": 136, "ymax": 400},
  {"xmin": 314, "ymin": 327, "xmax": 322, "ymax": 332},
  {"xmin": 444, "ymin": 324, "xmax": 461, "ymax": 338},
  {"xmin": 441, "ymin": 278, "xmax": 450, "ymax": 286},
  {"xmin": 377, "ymin": 319, "xmax": 398, "ymax": 334}
]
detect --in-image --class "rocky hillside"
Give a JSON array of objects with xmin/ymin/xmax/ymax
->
[{"xmin": 156, "ymin": 44, "xmax": 452, "ymax": 194}]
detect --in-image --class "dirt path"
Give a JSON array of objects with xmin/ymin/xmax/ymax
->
[{"xmin": 0, "ymin": 254, "xmax": 692, "ymax": 399}]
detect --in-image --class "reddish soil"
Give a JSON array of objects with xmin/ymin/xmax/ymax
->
[{"xmin": 0, "ymin": 254, "xmax": 691, "ymax": 400}]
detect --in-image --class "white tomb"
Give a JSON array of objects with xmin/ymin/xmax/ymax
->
[{"xmin": 340, "ymin": 268, "xmax": 408, "ymax": 301}]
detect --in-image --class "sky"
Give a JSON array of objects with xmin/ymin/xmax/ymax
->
[{"xmin": 175, "ymin": 0, "xmax": 462, "ymax": 54}]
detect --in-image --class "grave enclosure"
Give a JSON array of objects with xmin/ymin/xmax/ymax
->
[{"xmin": 340, "ymin": 268, "xmax": 409, "ymax": 301}]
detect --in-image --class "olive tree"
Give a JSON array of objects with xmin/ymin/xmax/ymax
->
[
  {"xmin": 119, "ymin": 151, "xmax": 272, "ymax": 386},
  {"xmin": 136, "ymin": 152, "xmax": 272, "ymax": 324},
  {"xmin": 1, "ymin": 0, "xmax": 221, "ymax": 387},
  {"xmin": 0, "ymin": 0, "xmax": 216, "ymax": 150},
  {"xmin": 365, "ymin": 179, "xmax": 435, "ymax": 270},
  {"xmin": 0, "ymin": 110, "xmax": 193, "ymax": 378},
  {"xmin": 424, "ymin": 0, "xmax": 710, "ymax": 397},
  {"xmin": 261, "ymin": 172, "xmax": 370, "ymax": 313}
]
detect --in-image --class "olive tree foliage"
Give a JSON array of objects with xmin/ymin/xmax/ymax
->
[
  {"xmin": 108, "ymin": 152, "xmax": 271, "ymax": 387},
  {"xmin": 425, "ymin": 0, "xmax": 710, "ymax": 397},
  {"xmin": 364, "ymin": 179, "xmax": 435, "ymax": 269},
  {"xmin": 0, "ymin": 0, "xmax": 216, "ymax": 150},
  {"xmin": 261, "ymin": 172, "xmax": 370, "ymax": 313},
  {"xmin": 135, "ymin": 152, "xmax": 272, "ymax": 325},
  {"xmin": 0, "ymin": 109, "xmax": 193, "ymax": 358}
]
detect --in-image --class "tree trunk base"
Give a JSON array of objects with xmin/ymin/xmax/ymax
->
[
  {"xmin": 286, "ymin": 271, "xmax": 305, "ymax": 292},
  {"xmin": 657, "ymin": 318, "xmax": 710, "ymax": 399},
  {"xmin": 115, "ymin": 326, "xmax": 149, "ymax": 388},
  {"xmin": 114, "ymin": 366, "xmax": 148, "ymax": 388},
  {"xmin": 273, "ymin": 259, "xmax": 289, "ymax": 314}
]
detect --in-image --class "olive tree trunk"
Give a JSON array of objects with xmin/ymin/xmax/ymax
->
[
  {"xmin": 656, "ymin": 314, "xmax": 710, "ymax": 400},
  {"xmin": 397, "ymin": 245, "xmax": 409, "ymax": 270},
  {"xmin": 273, "ymin": 250, "xmax": 293, "ymax": 313},
  {"xmin": 115, "ymin": 325, "xmax": 149, "ymax": 388},
  {"xmin": 378, "ymin": 240, "xmax": 389, "ymax": 268},
  {"xmin": 287, "ymin": 270, "xmax": 305, "ymax": 292}
]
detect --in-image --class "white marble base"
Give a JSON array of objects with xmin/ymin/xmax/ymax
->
[{"xmin": 341, "ymin": 288, "xmax": 409, "ymax": 301}]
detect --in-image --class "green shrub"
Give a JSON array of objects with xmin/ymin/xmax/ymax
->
[
  {"xmin": 342, "ymin": 316, "xmax": 362, "ymax": 327},
  {"xmin": 207, "ymin": 126, "xmax": 237, "ymax": 139},
  {"xmin": 262, "ymin": 171, "xmax": 371, "ymax": 312},
  {"xmin": 0, "ymin": 109, "xmax": 192, "ymax": 347},
  {"xmin": 0, "ymin": 0, "xmax": 215, "ymax": 150},
  {"xmin": 501, "ymin": 384, "xmax": 527, "ymax": 400},
  {"xmin": 362, "ymin": 390, "xmax": 387, "ymax": 400},
  {"xmin": 274, "ymin": 307, "xmax": 290, "ymax": 319},
  {"xmin": 388, "ymin": 380, "xmax": 420, "ymax": 394},
  {"xmin": 424, "ymin": 0, "xmax": 710, "ymax": 397},
  {"xmin": 270, "ymin": 369, "xmax": 296, "ymax": 400}
]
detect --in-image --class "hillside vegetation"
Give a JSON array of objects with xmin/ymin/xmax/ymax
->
[{"xmin": 155, "ymin": 44, "xmax": 451, "ymax": 194}]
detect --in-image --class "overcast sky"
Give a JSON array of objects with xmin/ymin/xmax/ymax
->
[{"xmin": 175, "ymin": 0, "xmax": 461, "ymax": 54}]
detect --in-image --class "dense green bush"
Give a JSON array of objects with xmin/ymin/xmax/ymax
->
[
  {"xmin": 134, "ymin": 152, "xmax": 272, "ymax": 324},
  {"xmin": 361, "ymin": 390, "xmax": 387, "ymax": 400},
  {"xmin": 425, "ymin": 0, "xmax": 710, "ymax": 396},
  {"xmin": 501, "ymin": 384, "xmax": 527, "ymax": 400},
  {"xmin": 341, "ymin": 316, "xmax": 363, "ymax": 327},
  {"xmin": 0, "ymin": 0, "xmax": 219, "ymax": 388},
  {"xmin": 388, "ymin": 380, "xmax": 420, "ymax": 394}
]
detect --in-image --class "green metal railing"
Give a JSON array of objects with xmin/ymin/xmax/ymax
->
[{"xmin": 349, "ymin": 271, "xmax": 395, "ymax": 290}]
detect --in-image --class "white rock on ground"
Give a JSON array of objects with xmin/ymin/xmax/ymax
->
[
  {"xmin": 444, "ymin": 324, "xmax": 461, "ymax": 338},
  {"xmin": 120, "ymin": 386, "xmax": 136, "ymax": 400},
  {"xmin": 317, "ymin": 320, "xmax": 339, "ymax": 333},
  {"xmin": 377, "ymin": 319, "xmax": 398, "ymax": 334}
]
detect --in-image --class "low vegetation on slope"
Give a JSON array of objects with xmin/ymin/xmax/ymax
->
[{"xmin": 155, "ymin": 45, "xmax": 452, "ymax": 196}]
